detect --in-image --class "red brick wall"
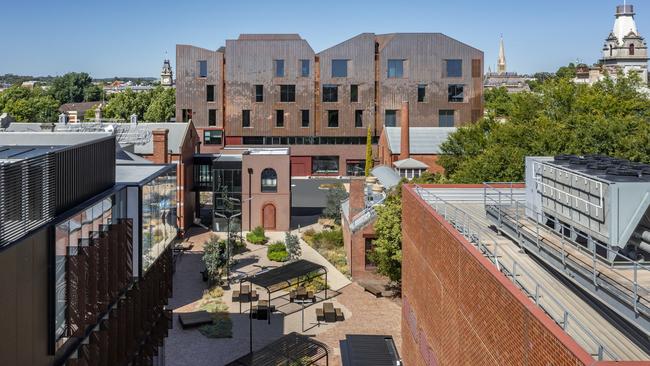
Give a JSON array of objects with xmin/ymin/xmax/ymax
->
[{"xmin": 401, "ymin": 185, "xmax": 596, "ymax": 366}]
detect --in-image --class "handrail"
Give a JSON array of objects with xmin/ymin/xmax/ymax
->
[
  {"xmin": 483, "ymin": 182, "xmax": 649, "ymax": 316},
  {"xmin": 415, "ymin": 185, "xmax": 619, "ymax": 361}
]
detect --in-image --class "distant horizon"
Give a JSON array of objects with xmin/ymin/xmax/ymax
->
[{"xmin": 0, "ymin": 0, "xmax": 644, "ymax": 78}]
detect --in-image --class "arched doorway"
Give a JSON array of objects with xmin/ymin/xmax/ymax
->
[{"xmin": 262, "ymin": 203, "xmax": 276, "ymax": 230}]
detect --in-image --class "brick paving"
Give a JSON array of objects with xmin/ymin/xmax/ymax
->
[{"xmin": 165, "ymin": 227, "xmax": 401, "ymax": 366}]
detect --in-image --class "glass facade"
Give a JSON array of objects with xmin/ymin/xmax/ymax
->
[
  {"xmin": 54, "ymin": 191, "xmax": 126, "ymax": 348},
  {"xmin": 312, "ymin": 156, "xmax": 339, "ymax": 175},
  {"xmin": 213, "ymin": 168, "xmax": 242, "ymax": 232},
  {"xmin": 141, "ymin": 171, "xmax": 177, "ymax": 272}
]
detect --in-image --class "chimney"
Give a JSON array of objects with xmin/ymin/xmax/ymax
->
[
  {"xmin": 399, "ymin": 101, "xmax": 410, "ymax": 161},
  {"xmin": 152, "ymin": 129, "xmax": 170, "ymax": 164}
]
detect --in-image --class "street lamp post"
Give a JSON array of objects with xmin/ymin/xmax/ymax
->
[{"xmin": 247, "ymin": 168, "xmax": 253, "ymax": 231}]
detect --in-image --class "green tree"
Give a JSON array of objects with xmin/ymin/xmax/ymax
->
[
  {"xmin": 144, "ymin": 86, "xmax": 175, "ymax": 121},
  {"xmin": 322, "ymin": 183, "xmax": 348, "ymax": 225},
  {"xmin": 555, "ymin": 63, "xmax": 577, "ymax": 79},
  {"xmin": 83, "ymin": 83, "xmax": 103, "ymax": 102},
  {"xmin": 202, "ymin": 235, "xmax": 228, "ymax": 285},
  {"xmin": 49, "ymin": 72, "xmax": 96, "ymax": 104},
  {"xmin": 365, "ymin": 126, "xmax": 373, "ymax": 176},
  {"xmin": 369, "ymin": 192, "xmax": 402, "ymax": 283},
  {"xmin": 0, "ymin": 86, "xmax": 59, "ymax": 122},
  {"xmin": 484, "ymin": 87, "xmax": 512, "ymax": 117}
]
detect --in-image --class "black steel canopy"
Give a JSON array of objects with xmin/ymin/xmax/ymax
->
[
  {"xmin": 244, "ymin": 259, "xmax": 327, "ymax": 290},
  {"xmin": 226, "ymin": 332, "xmax": 329, "ymax": 366}
]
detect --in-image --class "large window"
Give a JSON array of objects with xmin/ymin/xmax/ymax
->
[
  {"xmin": 387, "ymin": 59, "xmax": 404, "ymax": 78},
  {"xmin": 204, "ymin": 130, "xmax": 223, "ymax": 145},
  {"xmin": 261, "ymin": 168, "xmax": 278, "ymax": 192},
  {"xmin": 417, "ymin": 84, "xmax": 426, "ymax": 102},
  {"xmin": 141, "ymin": 171, "xmax": 177, "ymax": 271},
  {"xmin": 182, "ymin": 109, "xmax": 192, "ymax": 122},
  {"xmin": 242, "ymin": 110, "xmax": 251, "ymax": 127},
  {"xmin": 355, "ymin": 110, "xmax": 363, "ymax": 127},
  {"xmin": 276, "ymin": 109, "xmax": 284, "ymax": 127},
  {"xmin": 312, "ymin": 156, "xmax": 339, "ymax": 175},
  {"xmin": 327, "ymin": 110, "xmax": 339, "ymax": 128},
  {"xmin": 350, "ymin": 84, "xmax": 359, "ymax": 102},
  {"xmin": 301, "ymin": 109, "xmax": 310, "ymax": 127},
  {"xmin": 347, "ymin": 160, "xmax": 366, "ymax": 176},
  {"xmin": 255, "ymin": 85, "xmax": 264, "ymax": 102},
  {"xmin": 207, "ymin": 85, "xmax": 215, "ymax": 102},
  {"xmin": 301, "ymin": 59, "xmax": 310, "ymax": 77},
  {"xmin": 385, "ymin": 110, "xmax": 397, "ymax": 127},
  {"xmin": 332, "ymin": 59, "xmax": 348, "ymax": 77},
  {"xmin": 208, "ymin": 109, "xmax": 217, "ymax": 126},
  {"xmin": 198, "ymin": 60, "xmax": 208, "ymax": 77},
  {"xmin": 323, "ymin": 84, "xmax": 338, "ymax": 102},
  {"xmin": 274, "ymin": 59, "xmax": 285, "ymax": 77},
  {"xmin": 439, "ymin": 110, "xmax": 455, "ymax": 127},
  {"xmin": 280, "ymin": 85, "xmax": 296, "ymax": 102},
  {"xmin": 446, "ymin": 59, "xmax": 463, "ymax": 77},
  {"xmin": 448, "ymin": 84, "xmax": 464, "ymax": 102}
]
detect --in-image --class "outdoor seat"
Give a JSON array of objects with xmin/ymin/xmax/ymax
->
[
  {"xmin": 232, "ymin": 290, "xmax": 240, "ymax": 301},
  {"xmin": 307, "ymin": 291, "xmax": 315, "ymax": 302},
  {"xmin": 178, "ymin": 311, "xmax": 213, "ymax": 329},
  {"xmin": 335, "ymin": 308, "xmax": 344, "ymax": 321},
  {"xmin": 289, "ymin": 291, "xmax": 296, "ymax": 302},
  {"xmin": 323, "ymin": 302, "xmax": 336, "ymax": 323},
  {"xmin": 316, "ymin": 308, "xmax": 325, "ymax": 322}
]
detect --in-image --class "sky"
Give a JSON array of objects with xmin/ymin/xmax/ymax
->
[{"xmin": 0, "ymin": 0, "xmax": 646, "ymax": 78}]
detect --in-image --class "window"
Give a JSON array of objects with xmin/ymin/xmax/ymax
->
[
  {"xmin": 323, "ymin": 84, "xmax": 338, "ymax": 102},
  {"xmin": 208, "ymin": 109, "xmax": 217, "ymax": 126},
  {"xmin": 181, "ymin": 109, "xmax": 192, "ymax": 122},
  {"xmin": 198, "ymin": 60, "xmax": 207, "ymax": 77},
  {"xmin": 280, "ymin": 85, "xmax": 295, "ymax": 102},
  {"xmin": 242, "ymin": 110, "xmax": 250, "ymax": 128},
  {"xmin": 347, "ymin": 161, "xmax": 366, "ymax": 177},
  {"xmin": 446, "ymin": 59, "xmax": 462, "ymax": 77},
  {"xmin": 448, "ymin": 84, "xmax": 464, "ymax": 102},
  {"xmin": 255, "ymin": 85, "xmax": 264, "ymax": 102},
  {"xmin": 327, "ymin": 110, "xmax": 339, "ymax": 128},
  {"xmin": 385, "ymin": 110, "xmax": 397, "ymax": 127},
  {"xmin": 312, "ymin": 156, "xmax": 339, "ymax": 175},
  {"xmin": 630, "ymin": 44, "xmax": 635, "ymax": 56},
  {"xmin": 301, "ymin": 59, "xmax": 310, "ymax": 77},
  {"xmin": 203, "ymin": 130, "xmax": 223, "ymax": 145},
  {"xmin": 207, "ymin": 85, "xmax": 215, "ymax": 102},
  {"xmin": 261, "ymin": 168, "xmax": 277, "ymax": 192},
  {"xmin": 301, "ymin": 109, "xmax": 309, "ymax": 127},
  {"xmin": 276, "ymin": 110, "xmax": 284, "ymax": 127},
  {"xmin": 387, "ymin": 59, "xmax": 404, "ymax": 78},
  {"xmin": 439, "ymin": 110, "xmax": 455, "ymax": 127},
  {"xmin": 350, "ymin": 84, "xmax": 359, "ymax": 102},
  {"xmin": 355, "ymin": 110, "xmax": 363, "ymax": 127},
  {"xmin": 365, "ymin": 238, "xmax": 376, "ymax": 269},
  {"xmin": 332, "ymin": 59, "xmax": 348, "ymax": 77},
  {"xmin": 417, "ymin": 84, "xmax": 426, "ymax": 102},
  {"xmin": 274, "ymin": 59, "xmax": 285, "ymax": 77}
]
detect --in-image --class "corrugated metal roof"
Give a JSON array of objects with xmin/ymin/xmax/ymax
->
[
  {"xmin": 0, "ymin": 132, "xmax": 112, "ymax": 146},
  {"xmin": 128, "ymin": 123, "xmax": 190, "ymax": 155},
  {"xmin": 385, "ymin": 127, "xmax": 456, "ymax": 155},
  {"xmin": 393, "ymin": 158, "xmax": 428, "ymax": 169}
]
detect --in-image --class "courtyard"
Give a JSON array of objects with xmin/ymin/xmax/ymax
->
[{"xmin": 164, "ymin": 227, "xmax": 401, "ymax": 366}]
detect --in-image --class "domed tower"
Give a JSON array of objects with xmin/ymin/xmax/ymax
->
[
  {"xmin": 601, "ymin": 4, "xmax": 648, "ymax": 83},
  {"xmin": 161, "ymin": 59, "xmax": 173, "ymax": 87}
]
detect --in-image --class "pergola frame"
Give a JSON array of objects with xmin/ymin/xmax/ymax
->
[
  {"xmin": 226, "ymin": 332, "xmax": 329, "ymax": 366},
  {"xmin": 237, "ymin": 260, "xmax": 329, "ymax": 353}
]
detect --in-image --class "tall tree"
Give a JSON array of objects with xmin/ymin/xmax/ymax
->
[
  {"xmin": 365, "ymin": 127, "xmax": 373, "ymax": 176},
  {"xmin": 0, "ymin": 86, "xmax": 59, "ymax": 122},
  {"xmin": 144, "ymin": 87, "xmax": 175, "ymax": 121},
  {"xmin": 49, "ymin": 72, "xmax": 97, "ymax": 104}
]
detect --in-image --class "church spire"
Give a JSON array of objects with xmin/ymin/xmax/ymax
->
[{"xmin": 498, "ymin": 34, "xmax": 507, "ymax": 75}]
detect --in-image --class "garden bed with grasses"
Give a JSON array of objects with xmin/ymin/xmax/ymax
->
[{"xmin": 302, "ymin": 227, "xmax": 349, "ymax": 277}]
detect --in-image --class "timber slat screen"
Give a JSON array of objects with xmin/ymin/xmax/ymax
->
[{"xmin": 58, "ymin": 219, "xmax": 173, "ymax": 366}]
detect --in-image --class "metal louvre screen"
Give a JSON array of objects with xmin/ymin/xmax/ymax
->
[{"xmin": 0, "ymin": 154, "xmax": 56, "ymax": 248}]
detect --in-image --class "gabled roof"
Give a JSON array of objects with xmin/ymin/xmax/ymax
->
[
  {"xmin": 393, "ymin": 158, "xmax": 429, "ymax": 169},
  {"xmin": 384, "ymin": 127, "xmax": 456, "ymax": 155},
  {"xmin": 58, "ymin": 101, "xmax": 101, "ymax": 113},
  {"xmin": 126, "ymin": 122, "xmax": 191, "ymax": 155}
]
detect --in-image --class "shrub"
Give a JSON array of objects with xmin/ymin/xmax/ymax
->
[
  {"xmin": 285, "ymin": 232, "xmax": 301, "ymax": 261},
  {"xmin": 311, "ymin": 229, "xmax": 343, "ymax": 250},
  {"xmin": 246, "ymin": 225, "xmax": 268, "ymax": 244},
  {"xmin": 202, "ymin": 235, "xmax": 227, "ymax": 285},
  {"xmin": 302, "ymin": 228, "xmax": 316, "ymax": 244},
  {"xmin": 267, "ymin": 241, "xmax": 289, "ymax": 262},
  {"xmin": 197, "ymin": 286, "xmax": 232, "ymax": 338}
]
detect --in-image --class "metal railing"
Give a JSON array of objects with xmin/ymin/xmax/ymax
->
[
  {"xmin": 348, "ymin": 191, "xmax": 387, "ymax": 233},
  {"xmin": 483, "ymin": 183, "xmax": 649, "ymax": 317},
  {"xmin": 415, "ymin": 185, "xmax": 619, "ymax": 361}
]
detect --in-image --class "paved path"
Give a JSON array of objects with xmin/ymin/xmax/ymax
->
[{"xmin": 164, "ymin": 227, "xmax": 396, "ymax": 366}]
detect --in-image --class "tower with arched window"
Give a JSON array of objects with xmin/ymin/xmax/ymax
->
[{"xmin": 600, "ymin": 4, "xmax": 648, "ymax": 83}]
